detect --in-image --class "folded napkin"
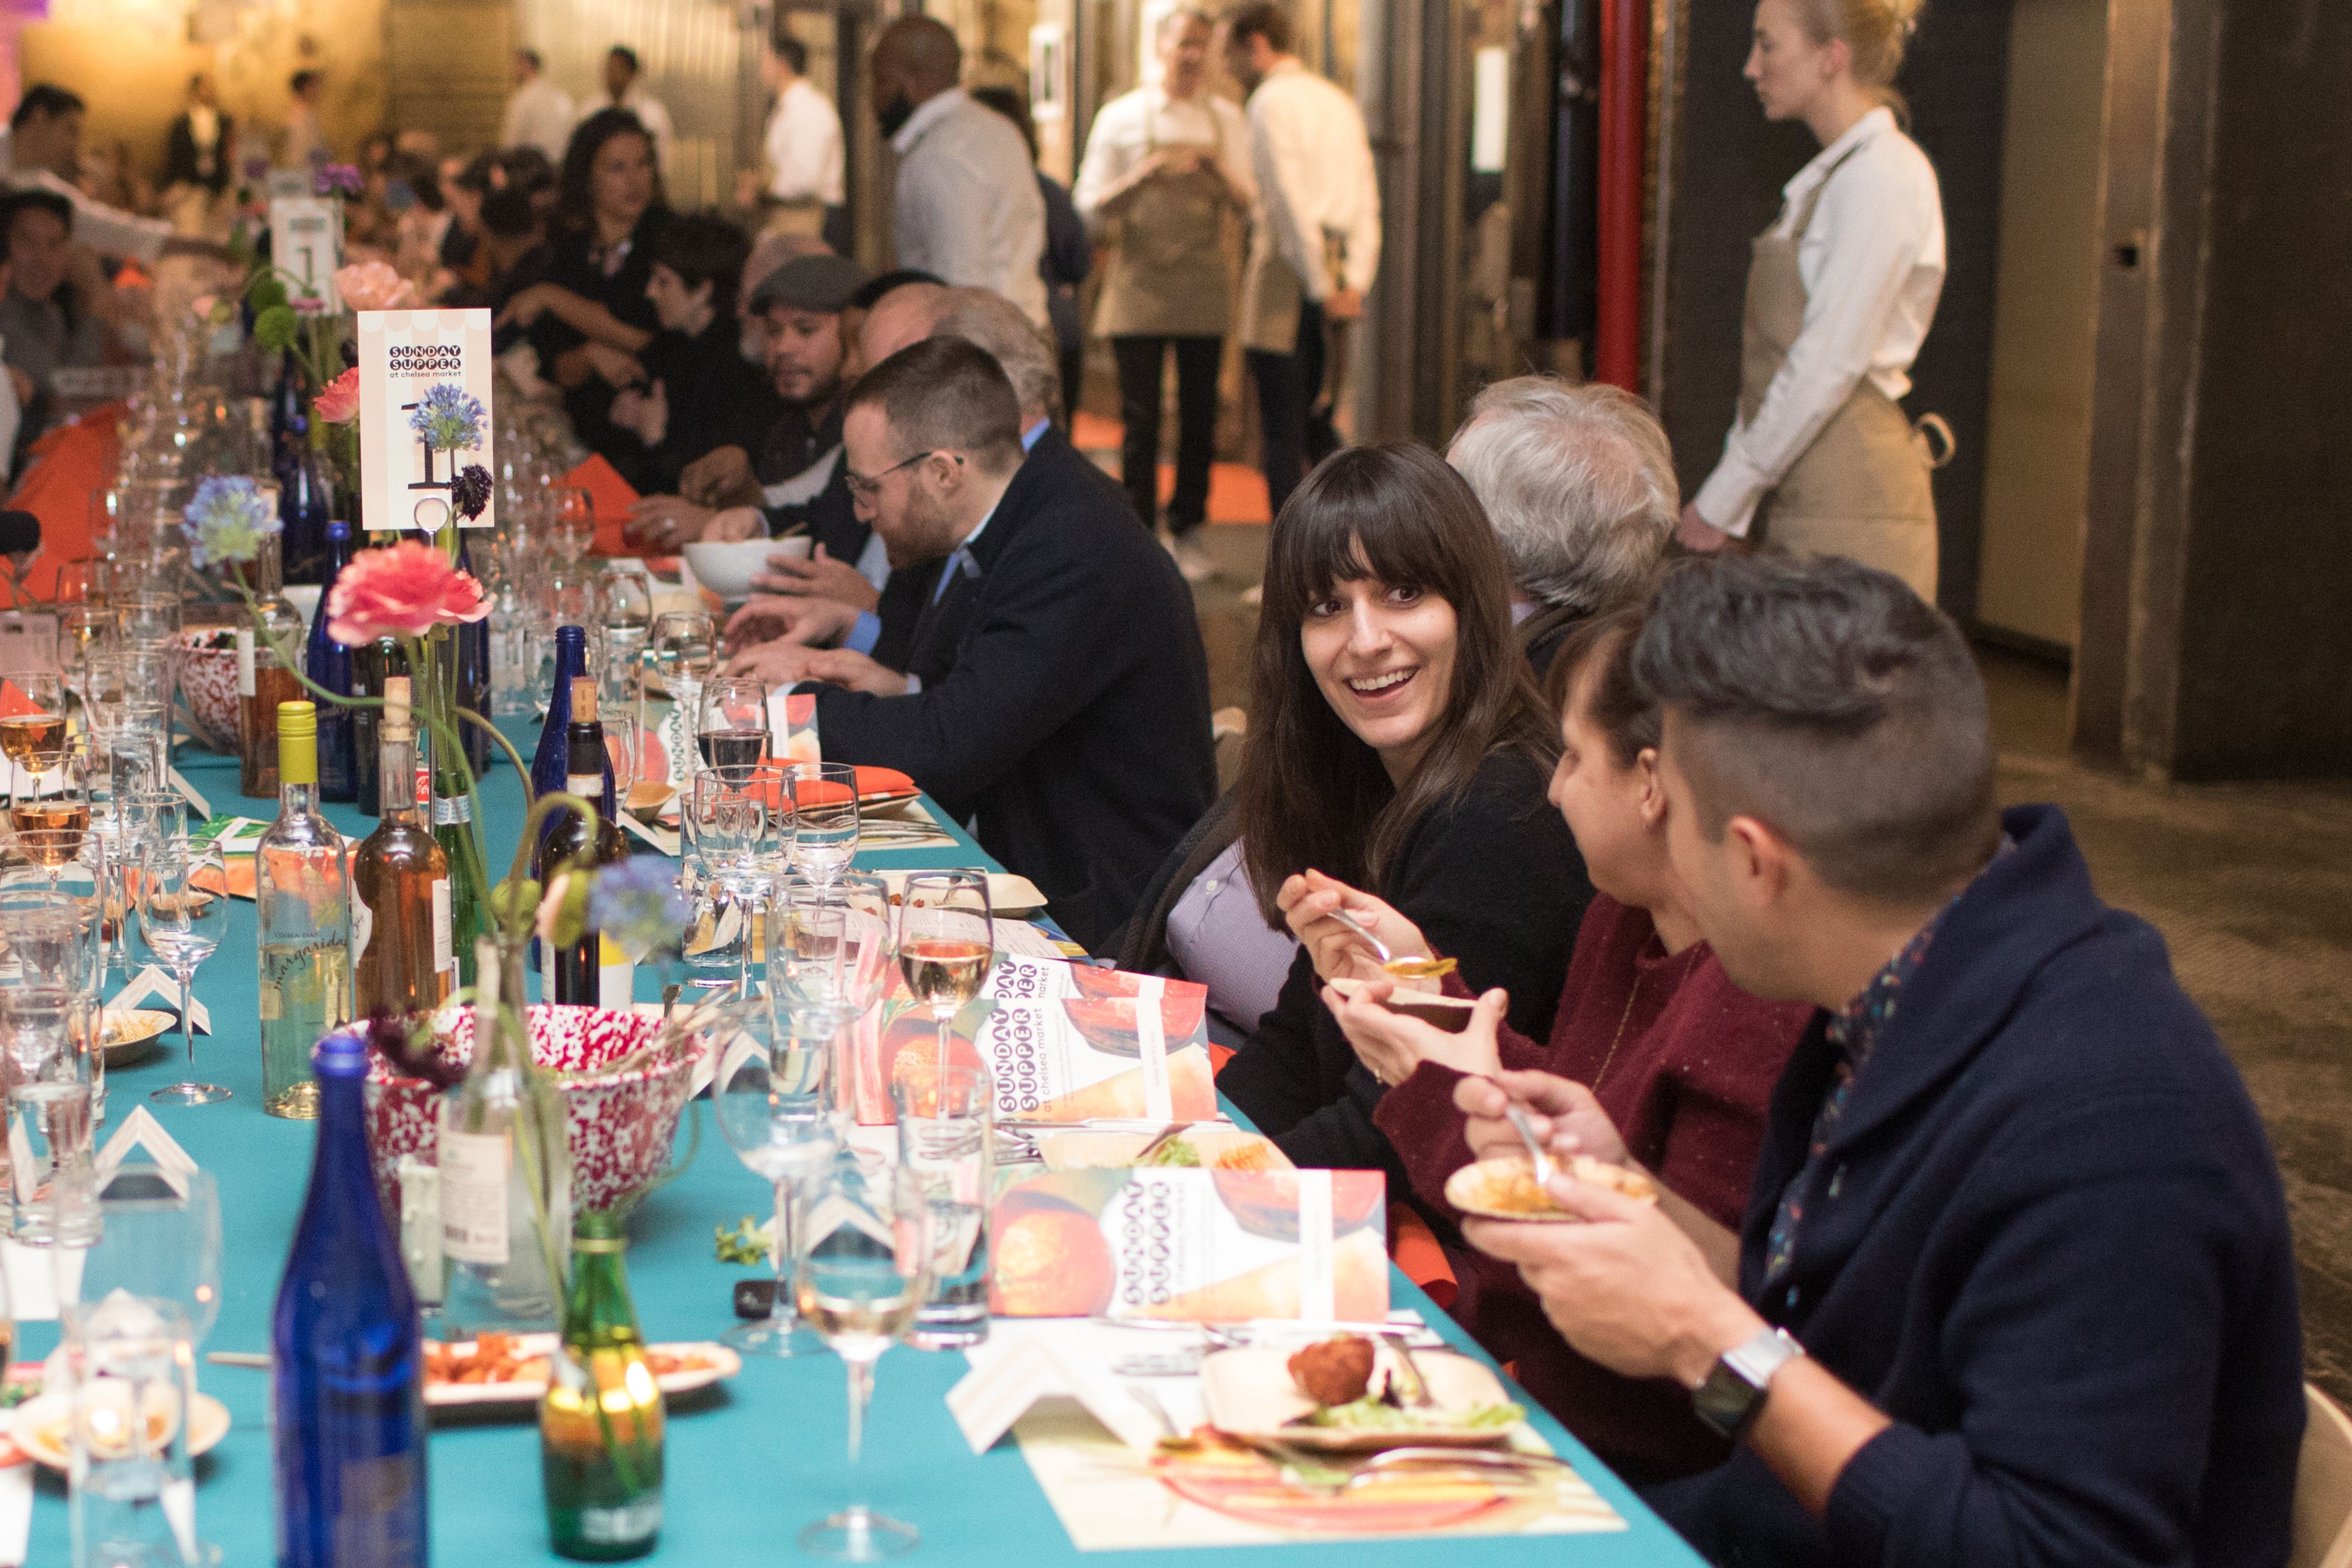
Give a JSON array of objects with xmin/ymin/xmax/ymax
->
[
  {"xmin": 108, "ymin": 967, "xmax": 211, "ymax": 1034},
  {"xmin": 0, "ymin": 1457, "xmax": 29, "ymax": 1567}
]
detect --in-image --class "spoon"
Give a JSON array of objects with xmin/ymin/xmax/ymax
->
[
  {"xmin": 1324, "ymin": 907, "xmax": 1393, "ymax": 967},
  {"xmin": 1505, "ymin": 1105, "xmax": 1558, "ymax": 1191}
]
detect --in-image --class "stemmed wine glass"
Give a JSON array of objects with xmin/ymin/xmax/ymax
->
[
  {"xmin": 695, "ymin": 678, "xmax": 771, "ymax": 778},
  {"xmin": 548, "ymin": 484, "xmax": 597, "ymax": 565},
  {"xmin": 712, "ymin": 1003, "xmax": 840, "ymax": 1358},
  {"xmin": 66, "ymin": 1169, "xmax": 224, "ymax": 1350},
  {"xmin": 12, "ymin": 750, "xmax": 91, "ymax": 894},
  {"xmin": 685, "ymin": 774, "xmax": 767, "ymax": 990},
  {"xmin": 0, "ymin": 673, "xmax": 67, "ymax": 812},
  {"xmin": 772, "ymin": 873, "xmax": 893, "ymax": 1027},
  {"xmin": 795, "ymin": 1153, "xmax": 935, "ymax": 1561},
  {"xmin": 895, "ymin": 871, "xmax": 993, "ymax": 1080},
  {"xmin": 137, "ymin": 839, "xmax": 227, "ymax": 1105},
  {"xmin": 648, "ymin": 610, "xmax": 716, "ymax": 692},
  {"xmin": 785, "ymin": 763, "xmax": 861, "ymax": 897}
]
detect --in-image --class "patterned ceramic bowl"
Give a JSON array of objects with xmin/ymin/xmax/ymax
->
[
  {"xmin": 363, "ymin": 1004, "xmax": 701, "ymax": 1215},
  {"xmin": 174, "ymin": 628, "xmax": 241, "ymax": 753}
]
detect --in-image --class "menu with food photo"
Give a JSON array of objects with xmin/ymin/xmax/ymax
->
[
  {"xmin": 850, "ymin": 956, "xmax": 1220, "ymax": 1126},
  {"xmin": 988, "ymin": 1167, "xmax": 1389, "ymax": 1322}
]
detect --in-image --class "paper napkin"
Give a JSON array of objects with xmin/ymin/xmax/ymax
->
[
  {"xmin": 948, "ymin": 1327, "xmax": 1167, "ymax": 1455},
  {"xmin": 95, "ymin": 1107, "xmax": 200, "ymax": 1198},
  {"xmin": 167, "ymin": 766, "xmax": 212, "ymax": 821},
  {"xmin": 0, "ymin": 1457, "xmax": 30, "ymax": 1567},
  {"xmin": 108, "ymin": 967, "xmax": 211, "ymax": 1034}
]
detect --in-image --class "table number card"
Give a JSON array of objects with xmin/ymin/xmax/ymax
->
[
  {"xmin": 268, "ymin": 194, "xmax": 342, "ymax": 314},
  {"xmin": 355, "ymin": 309, "xmax": 497, "ymax": 533}
]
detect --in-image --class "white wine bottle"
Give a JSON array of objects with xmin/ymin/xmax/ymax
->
[{"xmin": 255, "ymin": 700, "xmax": 353, "ymax": 1119}]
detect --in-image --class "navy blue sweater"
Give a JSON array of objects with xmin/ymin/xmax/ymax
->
[{"xmin": 1645, "ymin": 805, "xmax": 2304, "ymax": 1568}]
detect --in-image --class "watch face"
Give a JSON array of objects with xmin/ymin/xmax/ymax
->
[{"xmin": 1692, "ymin": 1360, "xmax": 1763, "ymax": 1440}]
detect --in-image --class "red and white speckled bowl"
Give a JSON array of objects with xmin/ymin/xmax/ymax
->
[
  {"xmin": 174, "ymin": 628, "xmax": 241, "ymax": 753},
  {"xmin": 363, "ymin": 1005, "xmax": 699, "ymax": 1215}
]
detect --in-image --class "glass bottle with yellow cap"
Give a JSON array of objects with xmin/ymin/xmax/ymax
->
[{"xmin": 255, "ymin": 699, "xmax": 353, "ymax": 1117}]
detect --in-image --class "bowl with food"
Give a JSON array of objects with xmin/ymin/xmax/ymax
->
[
  {"xmin": 683, "ymin": 535, "xmax": 811, "ymax": 603},
  {"xmin": 1443, "ymin": 1153, "xmax": 1658, "ymax": 1222}
]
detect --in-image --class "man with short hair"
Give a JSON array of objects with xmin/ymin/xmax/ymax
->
[
  {"xmin": 1446, "ymin": 375, "xmax": 1678, "ymax": 673},
  {"xmin": 282, "ymin": 70, "xmax": 330, "ymax": 171},
  {"xmin": 582, "ymin": 46, "xmax": 673, "ymax": 170},
  {"xmin": 1, "ymin": 85, "xmax": 222, "ymax": 268},
  {"xmin": 502, "ymin": 50, "xmax": 576, "ymax": 162},
  {"xmin": 1219, "ymin": 2, "xmax": 1379, "ymax": 518},
  {"xmin": 162, "ymin": 74, "xmax": 232, "ymax": 198},
  {"xmin": 869, "ymin": 15, "xmax": 1049, "ymax": 331},
  {"xmin": 1454, "ymin": 554, "xmax": 2305, "ymax": 1568},
  {"xmin": 760, "ymin": 32, "xmax": 845, "ymax": 241},
  {"xmin": 743, "ymin": 336, "xmax": 1215, "ymax": 947}
]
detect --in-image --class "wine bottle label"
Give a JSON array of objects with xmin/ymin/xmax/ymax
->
[
  {"xmin": 578, "ymin": 1498, "xmax": 662, "ymax": 1546},
  {"xmin": 431, "ymin": 879, "xmax": 452, "ymax": 972},
  {"xmin": 236, "ymin": 629, "xmax": 256, "ymax": 698},
  {"xmin": 258, "ymin": 979, "xmax": 281, "ymax": 1020},
  {"xmin": 352, "ymin": 897, "xmax": 375, "ymax": 962},
  {"xmin": 439, "ymin": 1130, "xmax": 511, "ymax": 1265},
  {"xmin": 432, "ymin": 793, "xmax": 472, "ymax": 826}
]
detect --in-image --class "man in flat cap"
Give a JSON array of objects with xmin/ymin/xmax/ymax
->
[{"xmin": 628, "ymin": 252, "xmax": 875, "ymax": 609}]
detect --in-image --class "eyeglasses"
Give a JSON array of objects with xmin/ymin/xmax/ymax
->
[{"xmin": 843, "ymin": 449, "xmax": 960, "ymax": 502}]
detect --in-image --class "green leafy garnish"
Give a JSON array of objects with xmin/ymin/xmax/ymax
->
[
  {"xmin": 1302, "ymin": 1397, "xmax": 1525, "ymax": 1431},
  {"xmin": 1139, "ymin": 1137, "xmax": 1202, "ymax": 1167},
  {"xmin": 715, "ymin": 1215, "xmax": 773, "ymax": 1266}
]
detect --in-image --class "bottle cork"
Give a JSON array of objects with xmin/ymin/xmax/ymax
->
[
  {"xmin": 571, "ymin": 677, "xmax": 598, "ymax": 723},
  {"xmin": 383, "ymin": 675, "xmax": 413, "ymax": 739}
]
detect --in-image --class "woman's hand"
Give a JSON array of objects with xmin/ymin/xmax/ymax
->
[
  {"xmin": 625, "ymin": 494, "xmax": 714, "ymax": 549},
  {"xmin": 1455, "ymin": 1068, "xmax": 1631, "ymax": 1169},
  {"xmin": 1675, "ymin": 502, "xmax": 1732, "ymax": 553},
  {"xmin": 1324, "ymin": 979, "xmax": 1505, "ymax": 1086},
  {"xmin": 1275, "ymin": 869, "xmax": 1432, "ymax": 986},
  {"xmin": 582, "ymin": 342, "xmax": 646, "ymax": 388},
  {"xmin": 496, "ymin": 282, "xmax": 554, "ymax": 328}
]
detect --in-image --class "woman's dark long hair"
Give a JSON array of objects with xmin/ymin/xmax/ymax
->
[
  {"xmin": 556, "ymin": 108, "xmax": 666, "ymax": 236},
  {"xmin": 1237, "ymin": 444, "xmax": 1556, "ymax": 921}
]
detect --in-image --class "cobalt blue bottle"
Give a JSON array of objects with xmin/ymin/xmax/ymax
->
[
  {"xmin": 530, "ymin": 625, "xmax": 589, "ymax": 805},
  {"xmin": 306, "ymin": 519, "xmax": 358, "ymax": 801},
  {"xmin": 271, "ymin": 1028, "xmax": 429, "ymax": 1568}
]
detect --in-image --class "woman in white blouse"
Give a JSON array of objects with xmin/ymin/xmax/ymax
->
[
  {"xmin": 1071, "ymin": 9, "xmax": 1253, "ymax": 575},
  {"xmin": 1677, "ymin": 0, "xmax": 1951, "ymax": 598}
]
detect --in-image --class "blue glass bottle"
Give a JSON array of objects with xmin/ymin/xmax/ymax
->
[
  {"xmin": 307, "ymin": 519, "xmax": 358, "ymax": 801},
  {"xmin": 451, "ymin": 533, "xmax": 494, "ymax": 776},
  {"xmin": 530, "ymin": 626, "xmax": 589, "ymax": 805},
  {"xmin": 272, "ymin": 1028, "xmax": 430, "ymax": 1568},
  {"xmin": 276, "ymin": 358, "xmax": 331, "ymax": 584}
]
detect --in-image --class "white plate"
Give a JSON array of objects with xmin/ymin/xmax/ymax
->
[
  {"xmin": 423, "ymin": 1336, "xmax": 741, "ymax": 1409},
  {"xmin": 1199, "ymin": 1345, "xmax": 1519, "ymax": 1453},
  {"xmin": 873, "ymin": 869, "xmax": 1046, "ymax": 916},
  {"xmin": 9, "ymin": 1390, "xmax": 231, "ymax": 1469}
]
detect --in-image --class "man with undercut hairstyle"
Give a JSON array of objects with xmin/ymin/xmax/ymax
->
[
  {"xmin": 1450, "ymin": 553, "xmax": 2304, "ymax": 1568},
  {"xmin": 771, "ymin": 336, "xmax": 1213, "ymax": 948}
]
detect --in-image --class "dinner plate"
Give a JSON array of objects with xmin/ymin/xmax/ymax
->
[
  {"xmin": 874, "ymin": 869, "xmax": 1046, "ymax": 916},
  {"xmin": 1199, "ymin": 1345, "xmax": 1519, "ymax": 1453},
  {"xmin": 99, "ymin": 1009, "xmax": 175, "ymax": 1066},
  {"xmin": 423, "ymin": 1336, "xmax": 741, "ymax": 1410},
  {"xmin": 9, "ymin": 1390, "xmax": 232, "ymax": 1470},
  {"xmin": 1442, "ymin": 1155, "xmax": 1659, "ymax": 1223}
]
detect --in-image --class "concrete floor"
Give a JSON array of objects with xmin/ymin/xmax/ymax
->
[{"xmin": 1180, "ymin": 522, "xmax": 2352, "ymax": 1406}]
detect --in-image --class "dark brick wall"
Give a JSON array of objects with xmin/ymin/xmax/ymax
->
[{"xmin": 1657, "ymin": 0, "xmax": 2013, "ymax": 619}]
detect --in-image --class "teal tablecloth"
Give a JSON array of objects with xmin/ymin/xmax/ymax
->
[{"xmin": 23, "ymin": 723, "xmax": 1706, "ymax": 1566}]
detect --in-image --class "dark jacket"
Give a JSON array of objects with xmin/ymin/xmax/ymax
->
[
  {"xmin": 1215, "ymin": 748, "xmax": 1593, "ymax": 1192},
  {"xmin": 633, "ymin": 320, "xmax": 778, "ymax": 496},
  {"xmin": 811, "ymin": 429, "xmax": 1216, "ymax": 950},
  {"xmin": 758, "ymin": 401, "xmax": 868, "ymax": 571},
  {"xmin": 1038, "ymin": 172, "xmax": 1090, "ymax": 361},
  {"xmin": 1644, "ymin": 804, "xmax": 2304, "ymax": 1568},
  {"xmin": 530, "ymin": 207, "xmax": 669, "ymax": 487},
  {"xmin": 164, "ymin": 111, "xmax": 232, "ymax": 193}
]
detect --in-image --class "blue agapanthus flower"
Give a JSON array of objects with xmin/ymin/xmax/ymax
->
[
  {"xmin": 409, "ymin": 383, "xmax": 485, "ymax": 454},
  {"xmin": 588, "ymin": 858, "xmax": 691, "ymax": 962},
  {"xmin": 314, "ymin": 162, "xmax": 363, "ymax": 197},
  {"xmin": 181, "ymin": 476, "xmax": 282, "ymax": 568}
]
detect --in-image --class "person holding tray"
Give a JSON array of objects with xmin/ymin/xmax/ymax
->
[
  {"xmin": 1301, "ymin": 606, "xmax": 1815, "ymax": 1480},
  {"xmin": 1215, "ymin": 444, "xmax": 1589, "ymax": 1179}
]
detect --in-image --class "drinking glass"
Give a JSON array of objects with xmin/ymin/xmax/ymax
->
[
  {"xmin": 115, "ymin": 589, "xmax": 181, "ymax": 654},
  {"xmin": 0, "ymin": 671, "xmax": 66, "ymax": 807},
  {"xmin": 137, "ymin": 840, "xmax": 227, "ymax": 1105},
  {"xmin": 771, "ymin": 875, "xmax": 893, "ymax": 1029},
  {"xmin": 68, "ymin": 1169, "xmax": 224, "ymax": 1349},
  {"xmin": 0, "ymin": 983, "xmax": 100, "ymax": 1244},
  {"xmin": 785, "ymin": 763, "xmax": 861, "ymax": 896},
  {"xmin": 795, "ymin": 1154, "xmax": 935, "ymax": 1561},
  {"xmin": 598, "ymin": 565, "xmax": 652, "ymax": 704},
  {"xmin": 12, "ymin": 749, "xmax": 91, "ymax": 893},
  {"xmin": 549, "ymin": 485, "xmax": 597, "ymax": 564},
  {"xmin": 58, "ymin": 1293, "xmax": 219, "ymax": 1568},
  {"xmin": 891, "ymin": 1062, "xmax": 993, "ymax": 1350},
  {"xmin": 649, "ymin": 611, "xmax": 715, "ymax": 692},
  {"xmin": 682, "ymin": 775, "xmax": 764, "ymax": 991},
  {"xmin": 695, "ymin": 678, "xmax": 771, "ymax": 779},
  {"xmin": 894, "ymin": 872, "xmax": 993, "ymax": 1083},
  {"xmin": 711, "ymin": 1005, "xmax": 839, "ymax": 1358}
]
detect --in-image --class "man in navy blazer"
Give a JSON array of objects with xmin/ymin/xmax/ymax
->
[
  {"xmin": 772, "ymin": 335, "xmax": 1215, "ymax": 949},
  {"xmin": 1457, "ymin": 556, "xmax": 2304, "ymax": 1567}
]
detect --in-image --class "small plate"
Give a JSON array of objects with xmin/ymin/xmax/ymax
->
[
  {"xmin": 1324, "ymin": 978, "xmax": 1476, "ymax": 1033},
  {"xmin": 875, "ymin": 870, "xmax": 1046, "ymax": 917},
  {"xmin": 423, "ymin": 1336, "xmax": 741, "ymax": 1410},
  {"xmin": 1199, "ymin": 1346, "xmax": 1518, "ymax": 1453},
  {"xmin": 99, "ymin": 1009, "xmax": 175, "ymax": 1066},
  {"xmin": 9, "ymin": 1390, "xmax": 231, "ymax": 1470},
  {"xmin": 1443, "ymin": 1155, "xmax": 1657, "ymax": 1223}
]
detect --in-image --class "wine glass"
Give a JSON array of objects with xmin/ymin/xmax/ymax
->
[
  {"xmin": 137, "ymin": 838, "xmax": 227, "ymax": 1105},
  {"xmin": 601, "ymin": 713, "xmax": 644, "ymax": 820},
  {"xmin": 772, "ymin": 873, "xmax": 894, "ymax": 1031},
  {"xmin": 67, "ymin": 1169, "xmax": 224, "ymax": 1349},
  {"xmin": 685, "ymin": 774, "xmax": 766, "ymax": 990},
  {"xmin": 795, "ymin": 1153, "xmax": 935, "ymax": 1561},
  {"xmin": 895, "ymin": 871, "xmax": 993, "ymax": 1082},
  {"xmin": 12, "ymin": 749, "xmax": 91, "ymax": 893},
  {"xmin": 696, "ymin": 678, "xmax": 771, "ymax": 780},
  {"xmin": 0, "ymin": 673, "xmax": 67, "ymax": 811},
  {"xmin": 548, "ymin": 484, "xmax": 597, "ymax": 565},
  {"xmin": 711, "ymin": 1004, "xmax": 839, "ymax": 1358},
  {"xmin": 649, "ymin": 610, "xmax": 716, "ymax": 692},
  {"xmin": 784, "ymin": 763, "xmax": 861, "ymax": 897}
]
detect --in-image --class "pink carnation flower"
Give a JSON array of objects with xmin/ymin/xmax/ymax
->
[
  {"xmin": 335, "ymin": 260, "xmax": 418, "ymax": 312},
  {"xmin": 314, "ymin": 368, "xmax": 361, "ymax": 424},
  {"xmin": 326, "ymin": 540, "xmax": 490, "ymax": 646}
]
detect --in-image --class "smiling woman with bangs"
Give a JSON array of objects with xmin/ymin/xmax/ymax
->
[{"xmin": 1217, "ymin": 444, "xmax": 1594, "ymax": 1178}]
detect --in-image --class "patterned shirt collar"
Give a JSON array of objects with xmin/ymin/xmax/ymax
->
[{"xmin": 1824, "ymin": 834, "xmax": 2018, "ymax": 1075}]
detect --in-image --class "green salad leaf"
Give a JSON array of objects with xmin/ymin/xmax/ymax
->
[
  {"xmin": 714, "ymin": 1215, "xmax": 774, "ymax": 1266},
  {"xmin": 1302, "ymin": 1396, "xmax": 1525, "ymax": 1431},
  {"xmin": 1138, "ymin": 1137, "xmax": 1202, "ymax": 1167}
]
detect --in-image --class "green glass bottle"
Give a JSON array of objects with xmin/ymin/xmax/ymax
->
[
  {"xmin": 428, "ymin": 722, "xmax": 486, "ymax": 990},
  {"xmin": 540, "ymin": 1210, "xmax": 664, "ymax": 1561}
]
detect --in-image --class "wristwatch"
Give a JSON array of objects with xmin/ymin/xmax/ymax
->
[{"xmin": 1692, "ymin": 1327, "xmax": 1804, "ymax": 1439}]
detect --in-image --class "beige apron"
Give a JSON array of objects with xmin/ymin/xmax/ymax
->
[
  {"xmin": 1095, "ymin": 97, "xmax": 1235, "ymax": 340},
  {"xmin": 1741, "ymin": 145, "xmax": 1953, "ymax": 599}
]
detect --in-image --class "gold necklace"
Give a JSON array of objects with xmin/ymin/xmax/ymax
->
[{"xmin": 1589, "ymin": 943, "xmax": 1700, "ymax": 1092}]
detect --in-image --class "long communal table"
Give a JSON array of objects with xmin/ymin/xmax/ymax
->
[{"xmin": 23, "ymin": 723, "xmax": 1706, "ymax": 1566}]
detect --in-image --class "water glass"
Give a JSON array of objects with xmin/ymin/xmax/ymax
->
[
  {"xmin": 710, "ymin": 1005, "xmax": 839, "ymax": 1358},
  {"xmin": 137, "ymin": 840, "xmax": 227, "ymax": 1106},
  {"xmin": 68, "ymin": 1169, "xmax": 225, "ymax": 1349},
  {"xmin": 2, "ymin": 992, "xmax": 100, "ymax": 1245},
  {"xmin": 60, "ymin": 1292, "xmax": 219, "ymax": 1568},
  {"xmin": 769, "ymin": 875, "xmax": 893, "ymax": 1028},
  {"xmin": 892, "ymin": 1063, "xmax": 994, "ymax": 1351},
  {"xmin": 784, "ymin": 763, "xmax": 860, "ymax": 894}
]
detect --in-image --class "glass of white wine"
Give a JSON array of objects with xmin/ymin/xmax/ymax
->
[
  {"xmin": 795, "ymin": 1153, "xmax": 935, "ymax": 1561},
  {"xmin": 0, "ymin": 672, "xmax": 66, "ymax": 815},
  {"xmin": 894, "ymin": 871, "xmax": 993, "ymax": 1084}
]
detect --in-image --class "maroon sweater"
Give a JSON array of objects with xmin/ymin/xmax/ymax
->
[{"xmin": 1372, "ymin": 892, "xmax": 1815, "ymax": 1481}]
